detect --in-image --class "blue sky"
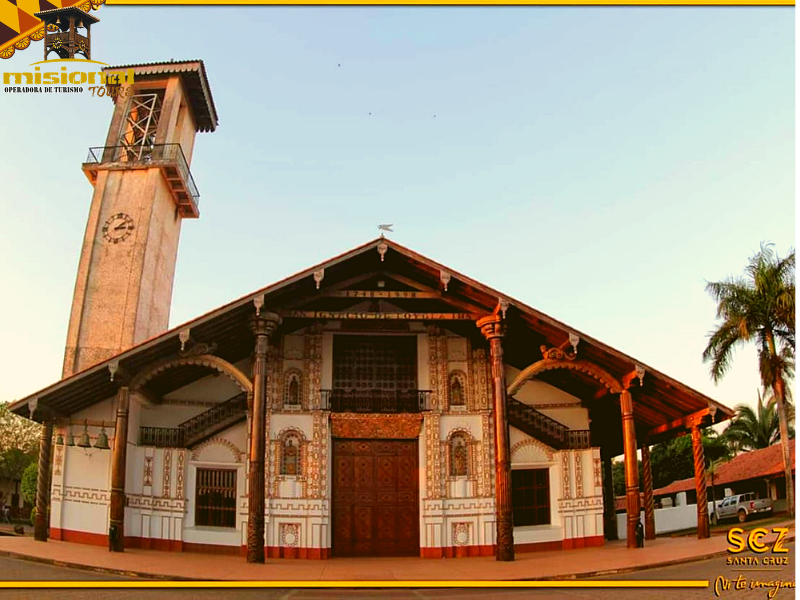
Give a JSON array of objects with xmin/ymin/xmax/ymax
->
[{"xmin": 0, "ymin": 7, "xmax": 794, "ymax": 418}]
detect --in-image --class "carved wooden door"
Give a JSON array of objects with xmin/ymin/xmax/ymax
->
[{"xmin": 332, "ymin": 439, "xmax": 419, "ymax": 556}]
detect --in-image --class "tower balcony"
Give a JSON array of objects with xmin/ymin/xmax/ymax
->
[{"xmin": 82, "ymin": 144, "xmax": 201, "ymax": 218}]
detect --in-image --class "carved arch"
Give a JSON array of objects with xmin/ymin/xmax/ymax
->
[
  {"xmin": 511, "ymin": 438, "xmax": 555, "ymax": 464},
  {"xmin": 130, "ymin": 354, "xmax": 253, "ymax": 395},
  {"xmin": 191, "ymin": 437, "xmax": 244, "ymax": 463},
  {"xmin": 506, "ymin": 359, "xmax": 623, "ymax": 397}
]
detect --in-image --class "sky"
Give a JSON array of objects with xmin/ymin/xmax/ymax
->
[{"xmin": 0, "ymin": 7, "xmax": 794, "ymax": 421}]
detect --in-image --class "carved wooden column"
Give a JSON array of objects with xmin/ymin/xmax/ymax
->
[
  {"xmin": 601, "ymin": 452, "xmax": 618, "ymax": 541},
  {"xmin": 477, "ymin": 314, "xmax": 514, "ymax": 562},
  {"xmin": 247, "ymin": 312, "xmax": 281, "ymax": 563},
  {"xmin": 620, "ymin": 389, "xmax": 640, "ymax": 548},
  {"xmin": 691, "ymin": 422, "xmax": 710, "ymax": 540},
  {"xmin": 109, "ymin": 386, "xmax": 130, "ymax": 552},
  {"xmin": 640, "ymin": 441, "xmax": 655, "ymax": 541},
  {"xmin": 34, "ymin": 420, "xmax": 54, "ymax": 542}
]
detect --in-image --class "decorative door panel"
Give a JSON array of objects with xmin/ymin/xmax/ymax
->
[{"xmin": 332, "ymin": 439, "xmax": 419, "ymax": 556}]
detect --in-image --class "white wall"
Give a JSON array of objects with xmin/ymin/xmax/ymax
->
[{"xmin": 616, "ymin": 502, "xmax": 716, "ymax": 539}]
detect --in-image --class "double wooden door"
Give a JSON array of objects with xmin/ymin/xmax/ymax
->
[{"xmin": 332, "ymin": 439, "xmax": 419, "ymax": 557}]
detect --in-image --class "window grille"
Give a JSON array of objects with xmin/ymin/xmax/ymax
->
[
  {"xmin": 195, "ymin": 468, "xmax": 237, "ymax": 528},
  {"xmin": 511, "ymin": 468, "xmax": 550, "ymax": 526}
]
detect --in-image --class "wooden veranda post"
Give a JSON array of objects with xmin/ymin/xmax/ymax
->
[
  {"xmin": 691, "ymin": 422, "xmax": 710, "ymax": 540},
  {"xmin": 109, "ymin": 386, "xmax": 130, "ymax": 552},
  {"xmin": 620, "ymin": 389, "xmax": 640, "ymax": 548},
  {"xmin": 477, "ymin": 314, "xmax": 514, "ymax": 562},
  {"xmin": 247, "ymin": 312, "xmax": 281, "ymax": 563},
  {"xmin": 34, "ymin": 420, "xmax": 54, "ymax": 542},
  {"xmin": 641, "ymin": 441, "xmax": 656, "ymax": 541}
]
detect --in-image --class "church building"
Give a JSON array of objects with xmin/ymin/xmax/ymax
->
[{"xmin": 10, "ymin": 59, "xmax": 733, "ymax": 563}]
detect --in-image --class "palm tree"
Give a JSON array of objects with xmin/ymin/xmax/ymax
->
[
  {"xmin": 703, "ymin": 242, "xmax": 795, "ymax": 516},
  {"xmin": 723, "ymin": 389, "xmax": 794, "ymax": 454}
]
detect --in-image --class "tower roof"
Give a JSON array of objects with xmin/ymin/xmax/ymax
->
[
  {"xmin": 33, "ymin": 7, "xmax": 100, "ymax": 24},
  {"xmin": 103, "ymin": 59, "xmax": 218, "ymax": 133}
]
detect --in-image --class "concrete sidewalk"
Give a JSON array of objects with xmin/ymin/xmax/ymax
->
[{"xmin": 0, "ymin": 520, "xmax": 793, "ymax": 582}]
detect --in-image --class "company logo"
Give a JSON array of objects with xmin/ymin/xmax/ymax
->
[
  {"xmin": 713, "ymin": 527, "xmax": 795, "ymax": 599},
  {"xmin": 2, "ymin": 5, "xmax": 132, "ymax": 98}
]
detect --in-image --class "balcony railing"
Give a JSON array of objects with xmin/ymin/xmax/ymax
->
[
  {"xmin": 320, "ymin": 389, "xmax": 432, "ymax": 413},
  {"xmin": 83, "ymin": 144, "xmax": 200, "ymax": 215},
  {"xmin": 140, "ymin": 426, "xmax": 183, "ymax": 448}
]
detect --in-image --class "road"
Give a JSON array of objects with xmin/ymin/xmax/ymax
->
[{"xmin": 0, "ymin": 542, "xmax": 793, "ymax": 600}]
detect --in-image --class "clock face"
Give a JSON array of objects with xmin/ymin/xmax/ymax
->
[{"xmin": 102, "ymin": 213, "xmax": 134, "ymax": 244}]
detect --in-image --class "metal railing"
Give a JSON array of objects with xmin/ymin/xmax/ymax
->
[
  {"xmin": 178, "ymin": 393, "xmax": 247, "ymax": 443},
  {"xmin": 84, "ymin": 144, "xmax": 199, "ymax": 203},
  {"xmin": 139, "ymin": 426, "xmax": 183, "ymax": 448},
  {"xmin": 139, "ymin": 392, "xmax": 247, "ymax": 448},
  {"xmin": 507, "ymin": 397, "xmax": 591, "ymax": 449},
  {"xmin": 320, "ymin": 389, "xmax": 432, "ymax": 413}
]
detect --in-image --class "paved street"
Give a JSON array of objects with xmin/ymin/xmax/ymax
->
[{"xmin": 0, "ymin": 542, "xmax": 793, "ymax": 600}]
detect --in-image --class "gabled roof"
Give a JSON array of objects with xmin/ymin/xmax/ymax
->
[
  {"xmin": 653, "ymin": 439, "xmax": 796, "ymax": 497},
  {"xmin": 9, "ymin": 237, "xmax": 733, "ymax": 454}
]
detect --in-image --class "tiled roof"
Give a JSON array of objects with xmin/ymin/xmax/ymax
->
[{"xmin": 652, "ymin": 439, "xmax": 796, "ymax": 497}]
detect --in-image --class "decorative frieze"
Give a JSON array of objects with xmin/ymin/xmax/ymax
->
[
  {"xmin": 574, "ymin": 451, "xmax": 583, "ymax": 498},
  {"xmin": 176, "ymin": 451, "xmax": 186, "ymax": 500},
  {"xmin": 143, "ymin": 456, "xmax": 154, "ymax": 487},
  {"xmin": 425, "ymin": 413, "xmax": 442, "ymax": 499},
  {"xmin": 280, "ymin": 523, "xmax": 300, "ymax": 547},
  {"xmin": 561, "ymin": 452, "xmax": 571, "ymax": 500},
  {"xmin": 304, "ymin": 325, "xmax": 323, "ymax": 409},
  {"xmin": 330, "ymin": 414, "xmax": 423, "ymax": 439},
  {"xmin": 453, "ymin": 522, "xmax": 470, "ymax": 546},
  {"xmin": 190, "ymin": 437, "xmax": 244, "ymax": 463},
  {"xmin": 162, "ymin": 449, "xmax": 172, "ymax": 498}
]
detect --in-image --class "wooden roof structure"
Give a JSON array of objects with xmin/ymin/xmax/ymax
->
[{"xmin": 9, "ymin": 237, "xmax": 733, "ymax": 456}]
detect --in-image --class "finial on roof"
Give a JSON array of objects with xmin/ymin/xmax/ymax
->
[{"xmin": 378, "ymin": 224, "xmax": 393, "ymax": 238}]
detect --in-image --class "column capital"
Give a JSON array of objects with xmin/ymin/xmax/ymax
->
[
  {"xmin": 477, "ymin": 314, "xmax": 505, "ymax": 340},
  {"xmin": 249, "ymin": 312, "xmax": 281, "ymax": 338}
]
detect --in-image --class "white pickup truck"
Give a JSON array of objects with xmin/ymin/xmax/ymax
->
[{"xmin": 710, "ymin": 492, "xmax": 773, "ymax": 524}]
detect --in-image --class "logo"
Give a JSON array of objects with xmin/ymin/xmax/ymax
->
[
  {"xmin": 713, "ymin": 526, "xmax": 795, "ymax": 599},
  {"xmin": 2, "ymin": 5, "xmax": 133, "ymax": 99}
]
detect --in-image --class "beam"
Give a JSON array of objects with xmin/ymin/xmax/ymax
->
[
  {"xmin": 280, "ymin": 311, "xmax": 478, "ymax": 321},
  {"xmin": 647, "ymin": 408, "xmax": 710, "ymax": 438},
  {"xmin": 321, "ymin": 290, "xmax": 440, "ymax": 299}
]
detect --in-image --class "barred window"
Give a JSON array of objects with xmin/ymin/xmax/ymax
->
[
  {"xmin": 512, "ymin": 468, "xmax": 550, "ymax": 526},
  {"xmin": 195, "ymin": 468, "xmax": 236, "ymax": 528}
]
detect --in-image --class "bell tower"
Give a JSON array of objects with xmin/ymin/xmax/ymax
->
[{"xmin": 63, "ymin": 60, "xmax": 218, "ymax": 377}]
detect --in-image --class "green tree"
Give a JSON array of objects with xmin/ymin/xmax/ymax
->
[
  {"xmin": 20, "ymin": 462, "xmax": 37, "ymax": 507},
  {"xmin": 724, "ymin": 389, "xmax": 795, "ymax": 454},
  {"xmin": 649, "ymin": 429, "xmax": 731, "ymax": 490},
  {"xmin": 0, "ymin": 402, "xmax": 40, "ymax": 488},
  {"xmin": 703, "ymin": 243, "xmax": 795, "ymax": 516}
]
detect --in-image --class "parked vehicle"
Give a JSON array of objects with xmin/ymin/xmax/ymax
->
[{"xmin": 710, "ymin": 492, "xmax": 773, "ymax": 524}]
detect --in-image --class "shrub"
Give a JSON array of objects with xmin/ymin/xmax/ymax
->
[{"xmin": 20, "ymin": 462, "xmax": 37, "ymax": 507}]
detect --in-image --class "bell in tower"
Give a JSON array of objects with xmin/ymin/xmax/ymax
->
[
  {"xmin": 63, "ymin": 60, "xmax": 218, "ymax": 377},
  {"xmin": 34, "ymin": 7, "xmax": 99, "ymax": 60}
]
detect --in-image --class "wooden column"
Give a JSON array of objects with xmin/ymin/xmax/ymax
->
[
  {"xmin": 691, "ymin": 423, "xmax": 710, "ymax": 540},
  {"xmin": 109, "ymin": 386, "xmax": 130, "ymax": 552},
  {"xmin": 640, "ymin": 441, "xmax": 655, "ymax": 540},
  {"xmin": 247, "ymin": 312, "xmax": 281, "ymax": 563},
  {"xmin": 34, "ymin": 420, "xmax": 53, "ymax": 542},
  {"xmin": 477, "ymin": 314, "xmax": 514, "ymax": 562},
  {"xmin": 620, "ymin": 389, "xmax": 640, "ymax": 548},
  {"xmin": 601, "ymin": 453, "xmax": 618, "ymax": 541}
]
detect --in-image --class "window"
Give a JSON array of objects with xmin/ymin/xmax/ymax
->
[
  {"xmin": 449, "ymin": 433, "xmax": 469, "ymax": 477},
  {"xmin": 195, "ymin": 468, "xmax": 236, "ymax": 528},
  {"xmin": 281, "ymin": 433, "xmax": 301, "ymax": 476},
  {"xmin": 511, "ymin": 468, "xmax": 550, "ymax": 526},
  {"xmin": 449, "ymin": 373, "xmax": 465, "ymax": 407}
]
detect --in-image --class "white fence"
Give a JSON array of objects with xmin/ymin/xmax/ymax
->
[{"xmin": 616, "ymin": 501, "xmax": 716, "ymax": 540}]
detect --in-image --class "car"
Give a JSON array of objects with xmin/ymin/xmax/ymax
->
[{"xmin": 710, "ymin": 492, "xmax": 773, "ymax": 524}]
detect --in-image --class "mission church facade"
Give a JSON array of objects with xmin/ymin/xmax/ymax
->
[{"xmin": 11, "ymin": 60, "xmax": 733, "ymax": 562}]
